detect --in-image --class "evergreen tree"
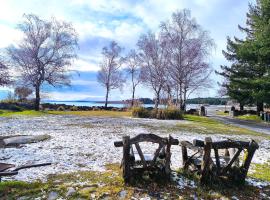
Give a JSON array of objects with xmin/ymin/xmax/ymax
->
[{"xmin": 218, "ymin": 0, "xmax": 270, "ymax": 112}]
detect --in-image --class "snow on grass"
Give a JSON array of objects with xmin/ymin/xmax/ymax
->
[{"xmin": 0, "ymin": 115, "xmax": 269, "ymax": 184}]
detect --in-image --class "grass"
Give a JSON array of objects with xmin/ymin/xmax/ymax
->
[
  {"xmin": 0, "ymin": 109, "xmax": 47, "ymax": 117},
  {"xmin": 236, "ymin": 114, "xmax": 262, "ymax": 122},
  {"xmin": 0, "ymin": 109, "xmax": 132, "ymax": 118},
  {"xmin": 0, "ymin": 163, "xmax": 267, "ymax": 200},
  {"xmin": 47, "ymin": 110, "xmax": 132, "ymax": 118},
  {"xmin": 164, "ymin": 114, "xmax": 270, "ymax": 139},
  {"xmin": 249, "ymin": 162, "xmax": 270, "ymax": 182}
]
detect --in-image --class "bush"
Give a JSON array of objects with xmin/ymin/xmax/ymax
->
[
  {"xmin": 111, "ymin": 107, "xmax": 118, "ymax": 111},
  {"xmin": 70, "ymin": 106, "xmax": 78, "ymax": 111},
  {"xmin": 57, "ymin": 106, "xmax": 65, "ymax": 111},
  {"xmin": 156, "ymin": 108, "xmax": 183, "ymax": 119},
  {"xmin": 132, "ymin": 107, "xmax": 150, "ymax": 118}
]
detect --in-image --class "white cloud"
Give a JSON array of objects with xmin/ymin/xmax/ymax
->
[
  {"xmin": 71, "ymin": 58, "xmax": 100, "ymax": 72},
  {"xmin": 45, "ymin": 91, "xmax": 103, "ymax": 101},
  {"xmin": 0, "ymin": 24, "xmax": 23, "ymax": 48}
]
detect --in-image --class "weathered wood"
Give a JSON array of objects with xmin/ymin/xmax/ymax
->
[
  {"xmin": 193, "ymin": 139, "xmax": 250, "ymax": 149},
  {"xmin": 182, "ymin": 137, "xmax": 259, "ymax": 185},
  {"xmin": 114, "ymin": 133, "xmax": 179, "ymax": 147},
  {"xmin": 214, "ymin": 148, "xmax": 220, "ymax": 173},
  {"xmin": 181, "ymin": 145, "xmax": 188, "ymax": 168},
  {"xmin": 181, "ymin": 141, "xmax": 202, "ymax": 152},
  {"xmin": 130, "ymin": 145, "xmax": 135, "ymax": 162},
  {"xmin": 242, "ymin": 140, "xmax": 259, "ymax": 180},
  {"xmin": 221, "ymin": 148, "xmax": 242, "ymax": 174},
  {"xmin": 14, "ymin": 163, "xmax": 51, "ymax": 171},
  {"xmin": 200, "ymin": 137, "xmax": 212, "ymax": 184},
  {"xmin": 165, "ymin": 141, "xmax": 171, "ymax": 175},
  {"xmin": 135, "ymin": 143, "xmax": 147, "ymax": 168},
  {"xmin": 152, "ymin": 144, "xmax": 163, "ymax": 165},
  {"xmin": 122, "ymin": 136, "xmax": 131, "ymax": 182}
]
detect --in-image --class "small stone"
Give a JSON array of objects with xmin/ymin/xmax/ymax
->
[
  {"xmin": 48, "ymin": 191, "xmax": 58, "ymax": 200},
  {"xmin": 119, "ymin": 190, "xmax": 127, "ymax": 199},
  {"xmin": 66, "ymin": 187, "xmax": 76, "ymax": 196}
]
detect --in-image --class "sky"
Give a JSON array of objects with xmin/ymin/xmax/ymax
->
[{"xmin": 0, "ymin": 0, "xmax": 255, "ymax": 101}]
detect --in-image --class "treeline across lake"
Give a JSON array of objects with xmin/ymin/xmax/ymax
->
[{"xmin": 133, "ymin": 98, "xmax": 229, "ymax": 105}]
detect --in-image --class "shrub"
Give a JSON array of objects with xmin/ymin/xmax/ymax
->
[
  {"xmin": 70, "ymin": 106, "xmax": 78, "ymax": 111},
  {"xmin": 111, "ymin": 107, "xmax": 118, "ymax": 111},
  {"xmin": 57, "ymin": 106, "xmax": 65, "ymax": 111},
  {"xmin": 156, "ymin": 108, "xmax": 183, "ymax": 120},
  {"xmin": 92, "ymin": 107, "xmax": 100, "ymax": 111},
  {"xmin": 132, "ymin": 107, "xmax": 150, "ymax": 118}
]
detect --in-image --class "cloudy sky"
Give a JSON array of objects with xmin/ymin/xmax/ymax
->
[{"xmin": 0, "ymin": 0, "xmax": 254, "ymax": 101}]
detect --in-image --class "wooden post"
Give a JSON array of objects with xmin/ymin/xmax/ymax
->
[
  {"xmin": 165, "ymin": 136, "xmax": 172, "ymax": 175},
  {"xmin": 182, "ymin": 145, "xmax": 188, "ymax": 170},
  {"xmin": 122, "ymin": 136, "xmax": 131, "ymax": 183},
  {"xmin": 200, "ymin": 137, "xmax": 212, "ymax": 184},
  {"xmin": 214, "ymin": 148, "xmax": 220, "ymax": 174},
  {"xmin": 242, "ymin": 140, "xmax": 259, "ymax": 181}
]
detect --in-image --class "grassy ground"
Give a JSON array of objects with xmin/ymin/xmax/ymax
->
[
  {"xmin": 0, "ymin": 164, "xmax": 267, "ymax": 200},
  {"xmin": 0, "ymin": 110, "xmax": 268, "ymax": 139},
  {"xmin": 236, "ymin": 114, "xmax": 262, "ymax": 122},
  {"xmin": 47, "ymin": 110, "xmax": 132, "ymax": 118},
  {"xmin": 249, "ymin": 162, "xmax": 270, "ymax": 182},
  {"xmin": 0, "ymin": 109, "xmax": 132, "ymax": 118},
  {"xmin": 160, "ymin": 115, "xmax": 269, "ymax": 139}
]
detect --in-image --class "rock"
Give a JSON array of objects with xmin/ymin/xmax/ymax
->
[
  {"xmin": 48, "ymin": 191, "xmax": 58, "ymax": 200},
  {"xmin": 66, "ymin": 187, "xmax": 76, "ymax": 197},
  {"xmin": 3, "ymin": 135, "xmax": 51, "ymax": 146},
  {"xmin": 119, "ymin": 190, "xmax": 127, "ymax": 199}
]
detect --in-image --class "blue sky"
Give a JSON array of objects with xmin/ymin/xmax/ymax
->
[{"xmin": 0, "ymin": 0, "xmax": 255, "ymax": 101}]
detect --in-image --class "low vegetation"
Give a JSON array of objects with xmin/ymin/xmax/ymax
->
[
  {"xmin": 0, "ymin": 163, "xmax": 267, "ymax": 200},
  {"xmin": 236, "ymin": 114, "xmax": 262, "ymax": 122},
  {"xmin": 132, "ymin": 107, "xmax": 183, "ymax": 120},
  {"xmin": 249, "ymin": 162, "xmax": 270, "ymax": 182}
]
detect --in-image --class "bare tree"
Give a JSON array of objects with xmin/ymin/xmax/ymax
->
[
  {"xmin": 125, "ymin": 49, "xmax": 142, "ymax": 107},
  {"xmin": 0, "ymin": 59, "xmax": 10, "ymax": 86},
  {"xmin": 7, "ymin": 14, "xmax": 78, "ymax": 110},
  {"xmin": 137, "ymin": 32, "xmax": 169, "ymax": 109},
  {"xmin": 14, "ymin": 86, "xmax": 33, "ymax": 101},
  {"xmin": 97, "ymin": 41, "xmax": 125, "ymax": 108},
  {"xmin": 160, "ymin": 10, "xmax": 214, "ymax": 111}
]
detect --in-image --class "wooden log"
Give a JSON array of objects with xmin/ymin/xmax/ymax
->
[
  {"xmin": 130, "ymin": 145, "xmax": 135, "ymax": 162},
  {"xmin": 200, "ymin": 137, "xmax": 212, "ymax": 184},
  {"xmin": 122, "ymin": 136, "xmax": 131, "ymax": 183},
  {"xmin": 221, "ymin": 148, "xmax": 242, "ymax": 174},
  {"xmin": 165, "ymin": 136, "xmax": 172, "ymax": 175},
  {"xmin": 180, "ymin": 141, "xmax": 202, "ymax": 152},
  {"xmin": 181, "ymin": 145, "xmax": 188, "ymax": 169},
  {"xmin": 152, "ymin": 144, "xmax": 163, "ymax": 165},
  {"xmin": 14, "ymin": 163, "xmax": 51, "ymax": 171},
  {"xmin": 115, "ymin": 134, "xmax": 178, "ymax": 147},
  {"xmin": 214, "ymin": 148, "xmax": 220, "ymax": 173},
  {"xmin": 241, "ymin": 140, "xmax": 259, "ymax": 181},
  {"xmin": 135, "ymin": 143, "xmax": 147, "ymax": 168},
  {"xmin": 193, "ymin": 139, "xmax": 250, "ymax": 149}
]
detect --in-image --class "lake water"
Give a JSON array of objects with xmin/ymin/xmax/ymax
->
[{"xmin": 43, "ymin": 101, "xmax": 224, "ymax": 111}]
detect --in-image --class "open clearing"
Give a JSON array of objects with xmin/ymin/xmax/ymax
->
[{"xmin": 0, "ymin": 113, "xmax": 270, "ymax": 199}]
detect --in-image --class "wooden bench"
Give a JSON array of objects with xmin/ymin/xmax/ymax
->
[
  {"xmin": 114, "ymin": 133, "xmax": 179, "ymax": 183},
  {"xmin": 180, "ymin": 137, "xmax": 259, "ymax": 185}
]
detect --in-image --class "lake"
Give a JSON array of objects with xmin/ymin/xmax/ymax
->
[{"xmin": 43, "ymin": 101, "xmax": 225, "ymax": 111}]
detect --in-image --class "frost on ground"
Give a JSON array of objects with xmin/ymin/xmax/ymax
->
[{"xmin": 0, "ymin": 115, "xmax": 269, "ymax": 184}]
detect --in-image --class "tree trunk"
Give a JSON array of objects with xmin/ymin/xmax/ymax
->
[
  {"xmin": 35, "ymin": 86, "xmax": 40, "ymax": 111},
  {"xmin": 256, "ymin": 102, "xmax": 264, "ymax": 113},
  {"xmin": 131, "ymin": 86, "xmax": 135, "ymax": 107},
  {"xmin": 155, "ymin": 92, "xmax": 160, "ymax": 110},
  {"xmin": 105, "ymin": 87, "xmax": 109, "ymax": 108}
]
